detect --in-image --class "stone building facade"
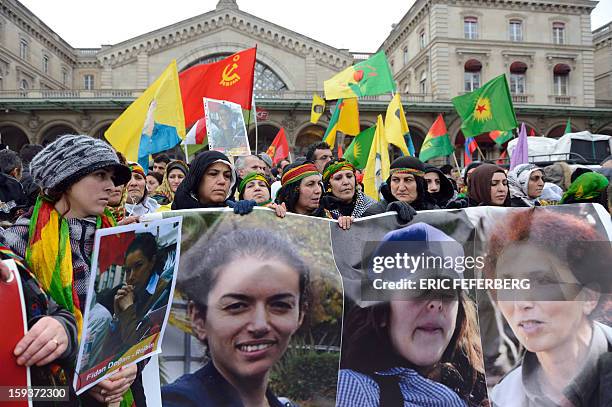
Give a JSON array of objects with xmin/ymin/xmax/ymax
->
[
  {"xmin": 594, "ymin": 21, "xmax": 612, "ymax": 104},
  {"xmin": 0, "ymin": 0, "xmax": 611, "ymax": 163}
]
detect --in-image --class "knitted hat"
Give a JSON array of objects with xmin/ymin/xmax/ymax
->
[
  {"xmin": 30, "ymin": 134, "xmax": 131, "ymax": 193},
  {"xmin": 281, "ymin": 162, "xmax": 320, "ymax": 186}
]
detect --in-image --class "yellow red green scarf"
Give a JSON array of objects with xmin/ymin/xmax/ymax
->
[{"xmin": 25, "ymin": 196, "xmax": 116, "ymax": 340}]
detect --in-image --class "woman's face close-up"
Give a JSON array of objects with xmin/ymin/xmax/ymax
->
[
  {"xmin": 108, "ymin": 184, "xmax": 125, "ymax": 207},
  {"xmin": 388, "ymin": 296, "xmax": 458, "ymax": 368},
  {"xmin": 243, "ymin": 180, "xmax": 270, "ymax": 204},
  {"xmin": 490, "ymin": 172, "xmax": 508, "ymax": 205},
  {"xmin": 527, "ymin": 170, "xmax": 545, "ymax": 199},
  {"xmin": 424, "ymin": 172, "xmax": 441, "ymax": 194},
  {"xmin": 198, "ymin": 162, "xmax": 232, "ymax": 204},
  {"xmin": 124, "ymin": 248, "xmax": 156, "ymax": 291},
  {"xmin": 146, "ymin": 175, "xmax": 160, "ymax": 193},
  {"xmin": 329, "ymin": 170, "xmax": 355, "ymax": 203},
  {"xmin": 390, "ymin": 173, "xmax": 418, "ymax": 203},
  {"xmin": 127, "ymin": 172, "xmax": 146, "ymax": 203},
  {"xmin": 495, "ymin": 243, "xmax": 595, "ymax": 355},
  {"xmin": 66, "ymin": 168, "xmax": 115, "ymax": 217},
  {"xmin": 168, "ymin": 169, "xmax": 186, "ymax": 193},
  {"xmin": 197, "ymin": 256, "xmax": 303, "ymax": 382},
  {"xmin": 296, "ymin": 174, "xmax": 322, "ymax": 214}
]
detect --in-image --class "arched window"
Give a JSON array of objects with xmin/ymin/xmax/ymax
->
[
  {"xmin": 464, "ymin": 59, "xmax": 482, "ymax": 92},
  {"xmin": 509, "ymin": 19, "xmax": 523, "ymax": 42},
  {"xmin": 509, "ymin": 61, "xmax": 527, "ymax": 94},
  {"xmin": 403, "ymin": 46, "xmax": 409, "ymax": 65},
  {"xmin": 553, "ymin": 22, "xmax": 565, "ymax": 45},
  {"xmin": 183, "ymin": 54, "xmax": 288, "ymax": 97},
  {"xmin": 464, "ymin": 17, "xmax": 478, "ymax": 39},
  {"xmin": 419, "ymin": 30, "xmax": 426, "ymax": 49},
  {"xmin": 553, "ymin": 64, "xmax": 570, "ymax": 96}
]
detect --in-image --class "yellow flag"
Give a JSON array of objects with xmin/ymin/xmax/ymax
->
[
  {"xmin": 310, "ymin": 93, "xmax": 325, "ymax": 124},
  {"xmin": 337, "ymin": 98, "xmax": 360, "ymax": 136},
  {"xmin": 384, "ymin": 93, "xmax": 410, "ymax": 155},
  {"xmin": 363, "ymin": 115, "xmax": 390, "ymax": 201},
  {"xmin": 105, "ymin": 60, "xmax": 185, "ymax": 167}
]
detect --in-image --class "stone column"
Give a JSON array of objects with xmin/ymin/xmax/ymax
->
[{"xmin": 137, "ymin": 53, "xmax": 149, "ymax": 89}]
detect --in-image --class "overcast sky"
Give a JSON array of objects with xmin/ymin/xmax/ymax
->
[{"xmin": 18, "ymin": 0, "xmax": 612, "ymax": 52}]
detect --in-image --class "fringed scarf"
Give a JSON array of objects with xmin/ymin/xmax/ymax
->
[{"xmin": 25, "ymin": 196, "xmax": 115, "ymax": 340}]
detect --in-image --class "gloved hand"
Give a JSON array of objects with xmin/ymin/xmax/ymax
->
[
  {"xmin": 445, "ymin": 198, "xmax": 468, "ymax": 209},
  {"xmin": 386, "ymin": 201, "xmax": 416, "ymax": 223},
  {"xmin": 227, "ymin": 199, "xmax": 256, "ymax": 215}
]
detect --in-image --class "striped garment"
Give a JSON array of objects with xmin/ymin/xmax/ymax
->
[
  {"xmin": 0, "ymin": 209, "xmax": 97, "ymax": 328},
  {"xmin": 337, "ymin": 367, "xmax": 468, "ymax": 407}
]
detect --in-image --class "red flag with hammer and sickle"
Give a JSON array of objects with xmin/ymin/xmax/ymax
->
[{"xmin": 180, "ymin": 47, "xmax": 256, "ymax": 127}]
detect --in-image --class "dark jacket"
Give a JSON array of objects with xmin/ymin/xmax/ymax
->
[
  {"xmin": 0, "ymin": 172, "xmax": 27, "ymax": 223},
  {"xmin": 162, "ymin": 361, "xmax": 288, "ymax": 407},
  {"xmin": 424, "ymin": 165, "xmax": 455, "ymax": 208}
]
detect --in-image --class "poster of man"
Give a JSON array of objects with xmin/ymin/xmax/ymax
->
[
  {"xmin": 205, "ymin": 98, "xmax": 250, "ymax": 156},
  {"xmin": 73, "ymin": 217, "xmax": 182, "ymax": 394}
]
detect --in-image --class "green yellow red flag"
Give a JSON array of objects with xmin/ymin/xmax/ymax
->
[{"xmin": 324, "ymin": 51, "xmax": 396, "ymax": 100}]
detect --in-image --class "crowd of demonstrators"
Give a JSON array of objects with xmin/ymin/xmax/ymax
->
[
  {"xmin": 151, "ymin": 160, "xmax": 188, "ymax": 207},
  {"xmin": 0, "ymin": 135, "xmax": 144, "ymax": 405},
  {"xmin": 125, "ymin": 163, "xmax": 161, "ymax": 216},
  {"xmin": 0, "ymin": 128, "xmax": 611, "ymax": 406}
]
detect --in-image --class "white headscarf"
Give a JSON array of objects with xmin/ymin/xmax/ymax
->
[{"xmin": 508, "ymin": 163, "xmax": 543, "ymax": 206}]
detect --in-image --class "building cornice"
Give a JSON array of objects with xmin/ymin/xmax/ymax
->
[
  {"xmin": 1, "ymin": 0, "xmax": 76, "ymax": 64},
  {"xmin": 92, "ymin": 7, "xmax": 352, "ymax": 71},
  {"xmin": 380, "ymin": 0, "xmax": 598, "ymax": 54}
]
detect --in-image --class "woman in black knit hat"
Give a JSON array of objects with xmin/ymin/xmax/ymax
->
[{"xmin": 363, "ymin": 156, "xmax": 438, "ymax": 222}]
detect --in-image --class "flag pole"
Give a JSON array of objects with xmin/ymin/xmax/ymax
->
[
  {"xmin": 184, "ymin": 143, "xmax": 189, "ymax": 164},
  {"xmin": 451, "ymin": 151, "xmax": 461, "ymax": 169},
  {"xmin": 253, "ymin": 95, "xmax": 259, "ymax": 154},
  {"xmin": 475, "ymin": 144, "xmax": 486, "ymax": 161}
]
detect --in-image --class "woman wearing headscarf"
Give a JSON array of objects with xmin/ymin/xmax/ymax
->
[
  {"xmin": 125, "ymin": 162, "xmax": 160, "ymax": 216},
  {"xmin": 467, "ymin": 163, "xmax": 510, "ymax": 207},
  {"xmin": 106, "ymin": 151, "xmax": 129, "ymax": 223},
  {"xmin": 237, "ymin": 172, "xmax": 286, "ymax": 217},
  {"xmin": 560, "ymin": 171, "xmax": 610, "ymax": 212},
  {"xmin": 151, "ymin": 160, "xmax": 188, "ymax": 206},
  {"xmin": 276, "ymin": 161, "xmax": 329, "ymax": 218},
  {"xmin": 363, "ymin": 156, "xmax": 437, "ymax": 222},
  {"xmin": 320, "ymin": 159, "xmax": 376, "ymax": 228},
  {"xmin": 0, "ymin": 135, "xmax": 143, "ymax": 405},
  {"xmin": 508, "ymin": 163, "xmax": 545, "ymax": 207},
  {"xmin": 171, "ymin": 150, "xmax": 255, "ymax": 215},
  {"xmin": 424, "ymin": 164, "xmax": 466, "ymax": 208}
]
